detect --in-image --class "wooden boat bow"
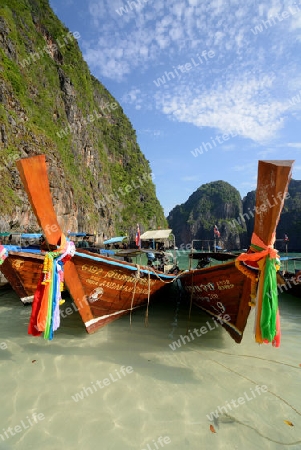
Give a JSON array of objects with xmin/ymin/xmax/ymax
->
[
  {"xmin": 15, "ymin": 155, "xmax": 176, "ymax": 336},
  {"xmin": 16, "ymin": 155, "xmax": 95, "ymax": 328},
  {"xmin": 179, "ymin": 160, "xmax": 294, "ymax": 344}
]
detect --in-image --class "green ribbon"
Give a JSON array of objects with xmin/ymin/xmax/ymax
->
[{"xmin": 260, "ymin": 256, "xmax": 278, "ymax": 341}]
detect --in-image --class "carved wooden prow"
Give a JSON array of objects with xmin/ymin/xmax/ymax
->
[
  {"xmin": 16, "ymin": 155, "xmax": 62, "ymax": 246},
  {"xmin": 16, "ymin": 155, "xmax": 94, "ymax": 330},
  {"xmin": 254, "ymin": 160, "xmax": 294, "ymax": 246}
]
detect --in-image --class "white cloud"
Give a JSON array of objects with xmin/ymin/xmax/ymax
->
[
  {"xmin": 85, "ymin": 0, "xmax": 260, "ymax": 80},
  {"xmin": 83, "ymin": 0, "xmax": 301, "ymax": 146},
  {"xmin": 154, "ymin": 73, "xmax": 291, "ymax": 143},
  {"xmin": 85, "ymin": 0, "xmax": 301, "ymax": 82},
  {"xmin": 287, "ymin": 143, "xmax": 301, "ymax": 148},
  {"xmin": 121, "ymin": 88, "xmax": 145, "ymax": 109}
]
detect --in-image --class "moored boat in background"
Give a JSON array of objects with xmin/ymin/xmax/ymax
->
[
  {"xmin": 0, "ymin": 234, "xmax": 44, "ymax": 303},
  {"xmin": 0, "ymin": 250, "xmax": 44, "ymax": 304},
  {"xmin": 277, "ymin": 256, "xmax": 301, "ymax": 298}
]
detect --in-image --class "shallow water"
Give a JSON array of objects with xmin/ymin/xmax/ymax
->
[{"xmin": 0, "ymin": 285, "xmax": 300, "ymax": 450}]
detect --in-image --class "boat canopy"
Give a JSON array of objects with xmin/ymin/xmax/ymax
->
[
  {"xmin": 0, "ymin": 232, "xmax": 42, "ymax": 238},
  {"xmin": 103, "ymin": 236, "xmax": 127, "ymax": 245},
  {"xmin": 20, "ymin": 233, "xmax": 42, "ymax": 239},
  {"xmin": 68, "ymin": 232, "xmax": 94, "ymax": 237},
  {"xmin": 140, "ymin": 229, "xmax": 172, "ymax": 240},
  {"xmin": 4, "ymin": 245, "xmax": 41, "ymax": 253},
  {"xmin": 280, "ymin": 256, "xmax": 301, "ymax": 261},
  {"xmin": 99, "ymin": 249, "xmax": 115, "ymax": 256}
]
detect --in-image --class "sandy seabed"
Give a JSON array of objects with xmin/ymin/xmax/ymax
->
[{"xmin": 0, "ymin": 286, "xmax": 300, "ymax": 450}]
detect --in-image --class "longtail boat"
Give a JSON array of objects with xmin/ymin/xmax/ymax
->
[
  {"xmin": 179, "ymin": 160, "xmax": 294, "ymax": 344},
  {"xmin": 277, "ymin": 256, "xmax": 301, "ymax": 298},
  {"xmin": 0, "ymin": 235, "xmax": 44, "ymax": 303},
  {"xmin": 15, "ymin": 155, "xmax": 177, "ymax": 337},
  {"xmin": 0, "ymin": 244, "xmax": 9, "ymax": 287},
  {"xmin": 0, "ymin": 249, "xmax": 44, "ymax": 303}
]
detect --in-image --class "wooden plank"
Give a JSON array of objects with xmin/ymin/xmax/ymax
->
[
  {"xmin": 15, "ymin": 155, "xmax": 173, "ymax": 333},
  {"xmin": 16, "ymin": 155, "xmax": 94, "ymax": 327},
  {"xmin": 180, "ymin": 160, "xmax": 294, "ymax": 343},
  {"xmin": 16, "ymin": 155, "xmax": 62, "ymax": 246},
  {"xmin": 254, "ymin": 160, "xmax": 294, "ymax": 245},
  {"xmin": 0, "ymin": 258, "xmax": 28, "ymax": 299}
]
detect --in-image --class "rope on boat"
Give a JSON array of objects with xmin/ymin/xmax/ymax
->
[
  {"xmin": 142, "ymin": 265, "xmax": 183, "ymax": 284},
  {"xmin": 129, "ymin": 265, "xmax": 139, "ymax": 326},
  {"xmin": 234, "ymin": 259, "xmax": 258, "ymax": 306},
  {"xmin": 186, "ymin": 269, "xmax": 194, "ymax": 334},
  {"xmin": 129, "ymin": 264, "xmax": 182, "ymax": 327},
  {"xmin": 144, "ymin": 270, "xmax": 151, "ymax": 327},
  {"xmin": 236, "ymin": 232, "xmax": 281, "ymax": 346}
]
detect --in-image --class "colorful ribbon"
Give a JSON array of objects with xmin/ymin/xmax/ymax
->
[
  {"xmin": 0, "ymin": 245, "xmax": 8, "ymax": 265},
  {"xmin": 236, "ymin": 232, "xmax": 281, "ymax": 347},
  {"xmin": 28, "ymin": 237, "xmax": 75, "ymax": 340}
]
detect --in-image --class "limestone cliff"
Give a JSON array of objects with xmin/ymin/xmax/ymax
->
[
  {"xmin": 167, "ymin": 179, "xmax": 301, "ymax": 251},
  {"xmin": 0, "ymin": 0, "xmax": 167, "ymax": 241},
  {"xmin": 167, "ymin": 180, "xmax": 246, "ymax": 250},
  {"xmin": 233, "ymin": 181, "xmax": 301, "ymax": 251}
]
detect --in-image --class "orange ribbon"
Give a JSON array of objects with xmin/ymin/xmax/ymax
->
[
  {"xmin": 236, "ymin": 232, "xmax": 278, "ymax": 263},
  {"xmin": 236, "ymin": 232, "xmax": 279, "ymax": 344}
]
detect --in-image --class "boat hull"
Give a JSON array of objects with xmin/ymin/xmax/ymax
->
[
  {"xmin": 65, "ymin": 251, "xmax": 175, "ymax": 333},
  {"xmin": 180, "ymin": 261, "xmax": 252, "ymax": 343},
  {"xmin": 15, "ymin": 155, "xmax": 176, "ymax": 334},
  {"xmin": 0, "ymin": 248, "xmax": 174, "ymax": 331},
  {"xmin": 277, "ymin": 272, "xmax": 301, "ymax": 298},
  {"xmin": 14, "ymin": 155, "xmax": 293, "ymax": 342},
  {"xmin": 0, "ymin": 252, "xmax": 44, "ymax": 304}
]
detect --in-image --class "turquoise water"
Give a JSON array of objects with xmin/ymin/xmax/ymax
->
[{"xmin": 0, "ymin": 284, "xmax": 300, "ymax": 450}]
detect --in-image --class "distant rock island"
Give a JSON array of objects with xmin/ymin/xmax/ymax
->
[{"xmin": 167, "ymin": 179, "xmax": 301, "ymax": 251}]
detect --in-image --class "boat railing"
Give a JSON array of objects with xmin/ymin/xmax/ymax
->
[{"xmin": 188, "ymin": 239, "xmax": 218, "ymax": 269}]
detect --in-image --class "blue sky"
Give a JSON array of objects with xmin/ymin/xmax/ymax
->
[{"xmin": 49, "ymin": 0, "xmax": 301, "ymax": 215}]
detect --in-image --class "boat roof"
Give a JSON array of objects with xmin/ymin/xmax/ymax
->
[
  {"xmin": 99, "ymin": 249, "xmax": 115, "ymax": 256},
  {"xmin": 280, "ymin": 256, "xmax": 301, "ymax": 261},
  {"xmin": 103, "ymin": 236, "xmax": 127, "ymax": 245},
  {"xmin": 140, "ymin": 229, "xmax": 172, "ymax": 240},
  {"xmin": 68, "ymin": 232, "xmax": 94, "ymax": 237},
  {"xmin": 0, "ymin": 232, "xmax": 43, "ymax": 238},
  {"xmin": 4, "ymin": 245, "xmax": 42, "ymax": 254}
]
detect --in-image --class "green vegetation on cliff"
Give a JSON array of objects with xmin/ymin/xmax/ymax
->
[
  {"xmin": 167, "ymin": 180, "xmax": 245, "ymax": 249},
  {"xmin": 240, "ymin": 181, "xmax": 301, "ymax": 250},
  {"xmin": 0, "ymin": 0, "xmax": 167, "ymax": 235},
  {"xmin": 168, "ymin": 178, "xmax": 301, "ymax": 251}
]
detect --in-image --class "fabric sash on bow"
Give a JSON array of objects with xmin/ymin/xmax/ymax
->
[
  {"xmin": 236, "ymin": 232, "xmax": 281, "ymax": 347},
  {"xmin": 28, "ymin": 236, "xmax": 75, "ymax": 340},
  {"xmin": 0, "ymin": 245, "xmax": 8, "ymax": 265}
]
